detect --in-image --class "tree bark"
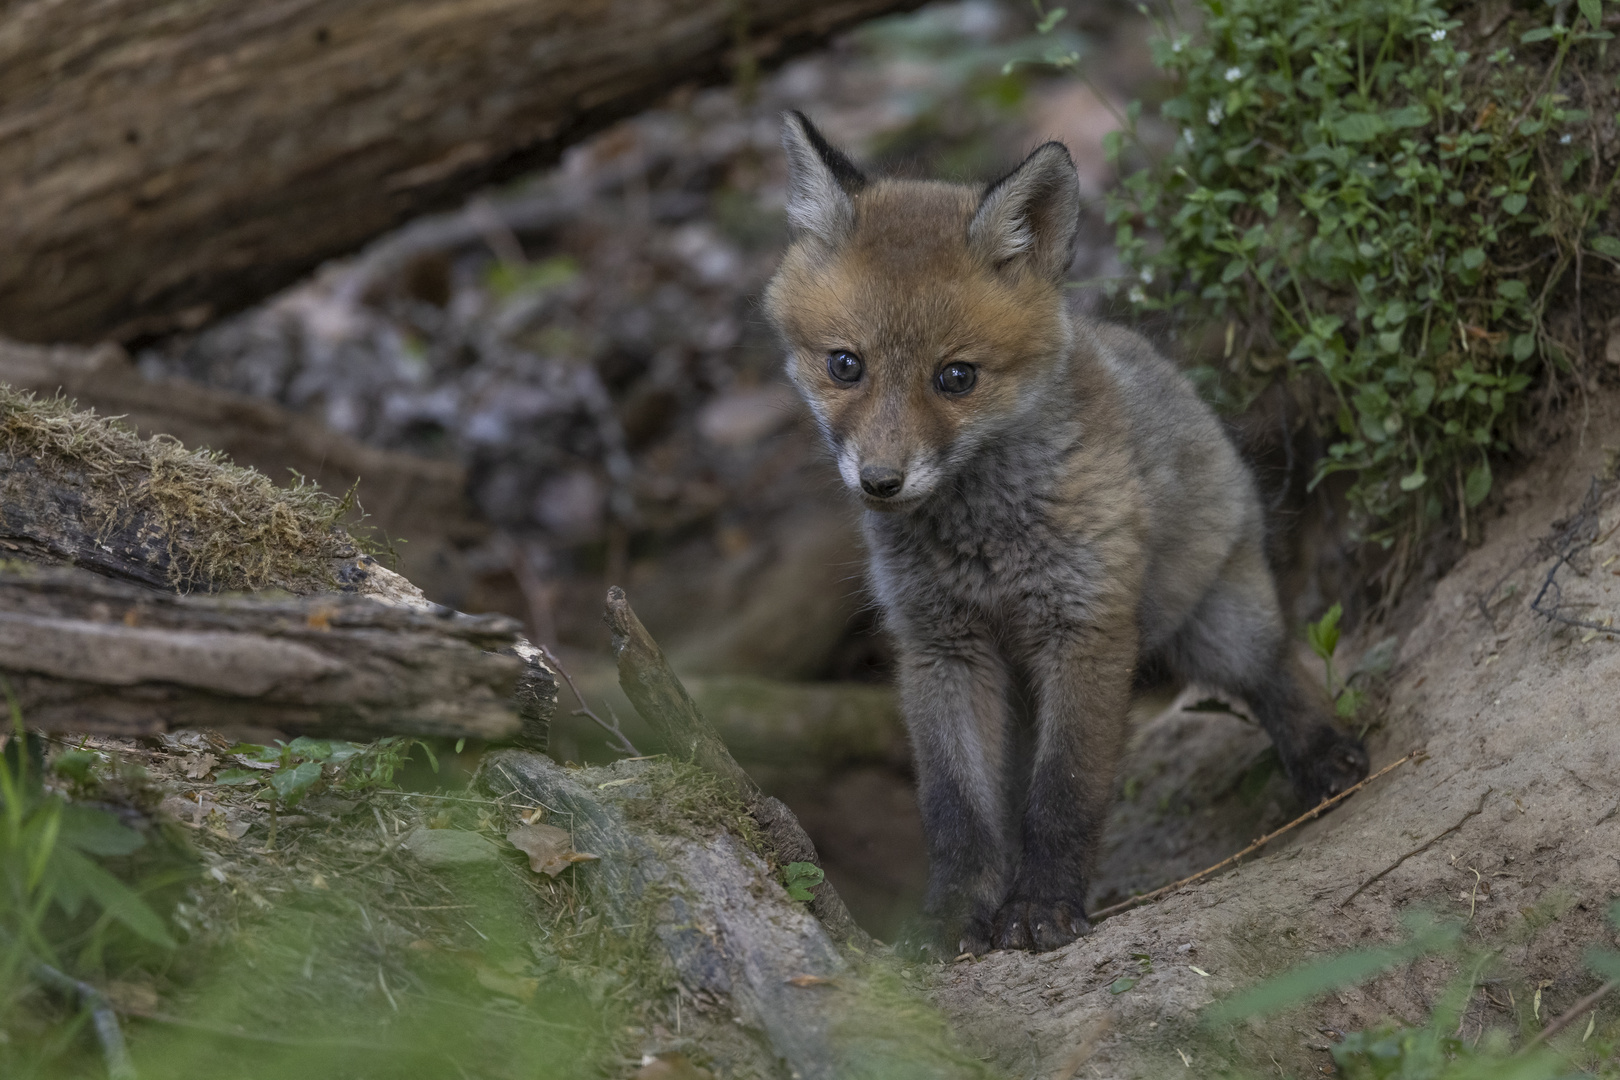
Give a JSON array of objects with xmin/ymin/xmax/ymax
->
[
  {"xmin": 0, "ymin": 0, "xmax": 924, "ymax": 345},
  {"xmin": 1, "ymin": 566, "xmax": 540, "ymax": 744}
]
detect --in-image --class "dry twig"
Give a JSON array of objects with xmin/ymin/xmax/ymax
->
[
  {"xmin": 1091, "ymin": 750, "xmax": 1423, "ymax": 922},
  {"xmin": 536, "ymin": 643, "xmax": 640, "ymax": 757},
  {"xmin": 1337, "ymin": 787, "xmax": 1491, "ymax": 908},
  {"xmin": 1523, "ymin": 979, "xmax": 1618, "ymax": 1050}
]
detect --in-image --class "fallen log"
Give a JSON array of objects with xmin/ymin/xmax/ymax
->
[
  {"xmin": 479, "ymin": 751, "xmax": 993, "ymax": 1080},
  {"xmin": 0, "ymin": 0, "xmax": 925, "ymax": 343},
  {"xmin": 0, "ymin": 338, "xmax": 477, "ymax": 602},
  {"xmin": 0, "ymin": 387, "xmax": 556, "ymax": 745},
  {"xmin": 1, "ymin": 566, "xmax": 527, "ymax": 743},
  {"xmin": 604, "ymin": 586, "xmax": 869, "ymax": 948}
]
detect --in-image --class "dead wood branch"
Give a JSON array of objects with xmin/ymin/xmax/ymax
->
[
  {"xmin": 1338, "ymin": 788, "xmax": 1492, "ymax": 908},
  {"xmin": 1090, "ymin": 750, "xmax": 1423, "ymax": 922},
  {"xmin": 0, "ymin": 566, "xmax": 540, "ymax": 744},
  {"xmin": 0, "ymin": 0, "xmax": 926, "ymax": 343},
  {"xmin": 602, "ymin": 586, "xmax": 869, "ymax": 947}
]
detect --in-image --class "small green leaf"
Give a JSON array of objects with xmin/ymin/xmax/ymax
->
[
  {"xmin": 1578, "ymin": 0, "xmax": 1602, "ymax": 30},
  {"xmin": 1496, "ymin": 279, "xmax": 1528, "ymax": 301},
  {"xmin": 269, "ymin": 760, "xmax": 323, "ymax": 804},
  {"xmin": 1512, "ymin": 333, "xmax": 1536, "ymax": 361},
  {"xmin": 1385, "ymin": 104, "xmax": 1429, "ymax": 129},
  {"xmin": 1520, "ymin": 26, "xmax": 1556, "ymax": 43},
  {"xmin": 1035, "ymin": 5, "xmax": 1067, "ymax": 33},
  {"xmin": 1591, "ymin": 236, "xmax": 1620, "ymax": 259},
  {"xmin": 1399, "ymin": 469, "xmax": 1427, "ymax": 492},
  {"xmin": 1307, "ymin": 603, "xmax": 1343, "ymax": 662},
  {"xmin": 1465, "ymin": 461, "xmax": 1492, "ymax": 507},
  {"xmin": 1461, "ymin": 248, "xmax": 1485, "ymax": 270},
  {"xmin": 1333, "ymin": 113, "xmax": 1386, "ymax": 142},
  {"xmin": 214, "ymin": 768, "xmax": 264, "ymax": 786},
  {"xmin": 1110, "ymin": 976, "xmax": 1139, "ymax": 995},
  {"xmin": 286, "ymin": 737, "xmax": 334, "ymax": 762},
  {"xmin": 783, "ymin": 861, "xmax": 825, "ymax": 903},
  {"xmin": 1502, "ymin": 193, "xmax": 1527, "ymax": 214}
]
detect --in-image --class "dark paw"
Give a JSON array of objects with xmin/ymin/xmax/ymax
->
[
  {"xmin": 991, "ymin": 898, "xmax": 1089, "ymax": 953},
  {"xmin": 1287, "ymin": 726, "xmax": 1369, "ymax": 808}
]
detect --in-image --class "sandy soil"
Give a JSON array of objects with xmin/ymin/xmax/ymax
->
[{"xmin": 929, "ymin": 390, "xmax": 1620, "ymax": 1078}]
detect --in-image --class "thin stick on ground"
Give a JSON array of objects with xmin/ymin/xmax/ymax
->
[
  {"xmin": 537, "ymin": 643, "xmax": 640, "ymax": 757},
  {"xmin": 1523, "ymin": 980, "xmax": 1619, "ymax": 1050},
  {"xmin": 1090, "ymin": 750, "xmax": 1423, "ymax": 922},
  {"xmin": 1337, "ymin": 787, "xmax": 1491, "ymax": 908}
]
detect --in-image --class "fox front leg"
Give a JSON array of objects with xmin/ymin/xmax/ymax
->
[
  {"xmin": 898, "ymin": 636, "xmax": 1015, "ymax": 957},
  {"xmin": 993, "ymin": 625, "xmax": 1134, "ymax": 952}
]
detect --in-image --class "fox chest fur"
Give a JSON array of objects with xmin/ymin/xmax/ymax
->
[{"xmin": 765, "ymin": 113, "xmax": 1368, "ymax": 955}]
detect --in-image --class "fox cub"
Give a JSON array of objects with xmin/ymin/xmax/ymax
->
[{"xmin": 764, "ymin": 113, "xmax": 1370, "ymax": 955}]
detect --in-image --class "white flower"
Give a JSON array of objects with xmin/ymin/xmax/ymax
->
[
  {"xmin": 1139, "ymin": 267, "xmax": 1155, "ymax": 284},
  {"xmin": 1429, "ymin": 28, "xmax": 1446, "ymax": 41},
  {"xmin": 1560, "ymin": 133, "xmax": 1573, "ymax": 144},
  {"xmin": 1207, "ymin": 101, "xmax": 1225, "ymax": 126},
  {"xmin": 1183, "ymin": 127, "xmax": 1196, "ymax": 146},
  {"xmin": 1224, "ymin": 66, "xmax": 1243, "ymax": 82},
  {"xmin": 1171, "ymin": 39, "xmax": 1184, "ymax": 53},
  {"xmin": 1129, "ymin": 285, "xmax": 1148, "ymax": 304}
]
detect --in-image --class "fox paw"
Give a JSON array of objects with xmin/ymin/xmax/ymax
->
[
  {"xmin": 991, "ymin": 898, "xmax": 1089, "ymax": 953},
  {"xmin": 898, "ymin": 913, "xmax": 993, "ymax": 960},
  {"xmin": 1287, "ymin": 726, "xmax": 1369, "ymax": 808}
]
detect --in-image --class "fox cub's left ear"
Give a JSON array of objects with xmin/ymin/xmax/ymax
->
[{"xmin": 969, "ymin": 142, "xmax": 1081, "ymax": 283}]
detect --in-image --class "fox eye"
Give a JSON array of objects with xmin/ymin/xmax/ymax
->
[
  {"xmin": 827, "ymin": 349, "xmax": 864, "ymax": 385},
  {"xmin": 936, "ymin": 362, "xmax": 977, "ymax": 395}
]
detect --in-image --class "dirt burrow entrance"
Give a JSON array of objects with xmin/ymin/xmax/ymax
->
[{"xmin": 928, "ymin": 391, "xmax": 1620, "ymax": 1078}]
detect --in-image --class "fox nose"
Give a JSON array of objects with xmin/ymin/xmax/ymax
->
[{"xmin": 859, "ymin": 466, "xmax": 905, "ymax": 499}]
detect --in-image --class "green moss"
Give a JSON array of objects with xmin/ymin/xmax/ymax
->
[{"xmin": 0, "ymin": 387, "xmax": 358, "ymax": 593}]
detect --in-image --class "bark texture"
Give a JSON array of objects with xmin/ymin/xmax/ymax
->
[
  {"xmin": 0, "ymin": 0, "xmax": 923, "ymax": 344},
  {"xmin": 1, "ymin": 566, "xmax": 535, "ymax": 743}
]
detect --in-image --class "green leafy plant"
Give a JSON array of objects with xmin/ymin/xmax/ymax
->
[
  {"xmin": 1097, "ymin": 0, "xmax": 1618, "ymax": 543},
  {"xmin": 217, "ymin": 735, "xmax": 438, "ymax": 807},
  {"xmin": 1, "ymin": 698, "xmax": 177, "ymax": 1008},
  {"xmin": 782, "ymin": 861, "xmax": 825, "ymax": 903},
  {"xmin": 1306, "ymin": 602, "xmax": 1367, "ymax": 718}
]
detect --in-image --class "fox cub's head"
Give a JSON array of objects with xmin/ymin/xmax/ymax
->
[{"xmin": 764, "ymin": 112, "xmax": 1081, "ymax": 511}]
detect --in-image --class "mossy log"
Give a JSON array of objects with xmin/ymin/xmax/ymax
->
[
  {"xmin": 0, "ymin": 0, "xmax": 924, "ymax": 344},
  {"xmin": 0, "ymin": 387, "xmax": 556, "ymax": 745},
  {"xmin": 1, "ymin": 566, "xmax": 547, "ymax": 744},
  {"xmin": 479, "ymin": 752, "xmax": 992, "ymax": 1080},
  {"xmin": 605, "ymin": 586, "xmax": 870, "ymax": 948},
  {"xmin": 0, "ymin": 338, "xmax": 475, "ymax": 602}
]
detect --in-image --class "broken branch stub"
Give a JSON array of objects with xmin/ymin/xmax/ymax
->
[{"xmin": 602, "ymin": 586, "xmax": 870, "ymax": 947}]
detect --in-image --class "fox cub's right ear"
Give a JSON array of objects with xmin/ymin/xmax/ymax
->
[{"xmin": 781, "ymin": 111, "xmax": 867, "ymax": 245}]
